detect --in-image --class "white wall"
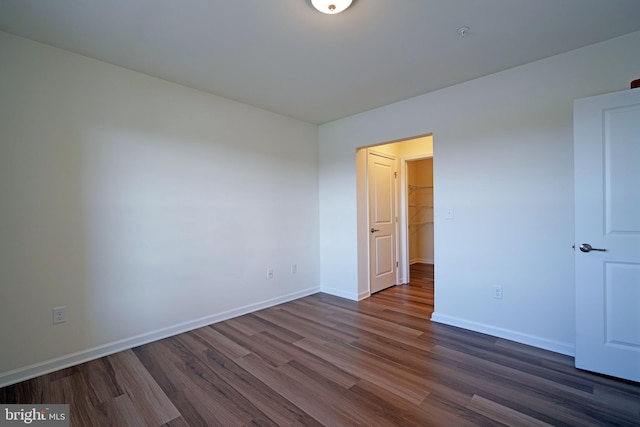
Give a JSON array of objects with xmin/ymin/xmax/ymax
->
[
  {"xmin": 0, "ymin": 32, "xmax": 319, "ymax": 385},
  {"xmin": 319, "ymin": 31, "xmax": 640, "ymax": 355}
]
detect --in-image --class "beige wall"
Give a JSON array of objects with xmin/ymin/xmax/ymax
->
[{"xmin": 408, "ymin": 158, "xmax": 433, "ymax": 187}]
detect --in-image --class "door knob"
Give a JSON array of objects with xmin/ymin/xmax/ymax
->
[
  {"xmin": 370, "ymin": 228, "xmax": 380, "ymax": 233},
  {"xmin": 579, "ymin": 243, "xmax": 607, "ymax": 253}
]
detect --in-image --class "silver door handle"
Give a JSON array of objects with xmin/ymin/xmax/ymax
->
[
  {"xmin": 370, "ymin": 228, "xmax": 380, "ymax": 233},
  {"xmin": 579, "ymin": 243, "xmax": 607, "ymax": 253}
]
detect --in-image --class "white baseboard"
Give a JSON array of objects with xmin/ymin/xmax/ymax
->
[
  {"xmin": 357, "ymin": 290, "xmax": 371, "ymax": 300},
  {"xmin": 430, "ymin": 312, "xmax": 575, "ymax": 356},
  {"xmin": 320, "ymin": 286, "xmax": 360, "ymax": 301},
  {"xmin": 410, "ymin": 258, "xmax": 433, "ymax": 265},
  {"xmin": 0, "ymin": 286, "xmax": 320, "ymax": 388}
]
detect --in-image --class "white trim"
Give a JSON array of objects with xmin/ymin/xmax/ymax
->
[
  {"xmin": 430, "ymin": 312, "xmax": 575, "ymax": 356},
  {"xmin": 0, "ymin": 286, "xmax": 320, "ymax": 388},
  {"xmin": 410, "ymin": 258, "xmax": 433, "ymax": 265},
  {"xmin": 358, "ymin": 290, "xmax": 371, "ymax": 300},
  {"xmin": 321, "ymin": 286, "xmax": 360, "ymax": 301},
  {"xmin": 366, "ymin": 148, "xmax": 397, "ymax": 161}
]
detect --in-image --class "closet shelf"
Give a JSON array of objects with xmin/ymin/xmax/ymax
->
[{"xmin": 408, "ymin": 183, "xmax": 433, "ymax": 227}]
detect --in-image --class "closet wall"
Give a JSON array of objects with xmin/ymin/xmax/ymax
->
[{"xmin": 407, "ymin": 159, "xmax": 434, "ymax": 264}]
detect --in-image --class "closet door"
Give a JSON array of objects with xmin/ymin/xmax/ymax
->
[{"xmin": 368, "ymin": 151, "xmax": 397, "ymax": 293}]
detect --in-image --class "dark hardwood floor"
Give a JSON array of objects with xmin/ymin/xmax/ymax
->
[{"xmin": 2, "ymin": 263, "xmax": 639, "ymax": 426}]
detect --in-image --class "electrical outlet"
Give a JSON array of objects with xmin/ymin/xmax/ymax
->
[
  {"xmin": 445, "ymin": 208, "xmax": 455, "ymax": 220},
  {"xmin": 267, "ymin": 268, "xmax": 274, "ymax": 279},
  {"xmin": 291, "ymin": 264, "xmax": 297, "ymax": 274},
  {"xmin": 493, "ymin": 286, "xmax": 503, "ymax": 300},
  {"xmin": 52, "ymin": 306, "xmax": 67, "ymax": 324}
]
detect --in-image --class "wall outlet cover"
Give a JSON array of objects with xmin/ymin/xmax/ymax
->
[{"xmin": 52, "ymin": 306, "xmax": 67, "ymax": 324}]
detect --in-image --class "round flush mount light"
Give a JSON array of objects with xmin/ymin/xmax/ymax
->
[{"xmin": 311, "ymin": 0, "xmax": 353, "ymax": 14}]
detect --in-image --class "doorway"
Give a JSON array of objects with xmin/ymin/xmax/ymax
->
[
  {"xmin": 355, "ymin": 135, "xmax": 433, "ymax": 299},
  {"xmin": 405, "ymin": 158, "xmax": 434, "ymax": 283}
]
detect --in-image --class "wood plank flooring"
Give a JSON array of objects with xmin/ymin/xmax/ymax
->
[{"xmin": 2, "ymin": 263, "xmax": 640, "ymax": 426}]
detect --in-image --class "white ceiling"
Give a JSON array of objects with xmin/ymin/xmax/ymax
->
[{"xmin": 2, "ymin": 0, "xmax": 640, "ymax": 124}]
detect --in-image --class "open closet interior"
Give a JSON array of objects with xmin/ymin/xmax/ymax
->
[{"xmin": 407, "ymin": 158, "xmax": 434, "ymax": 265}]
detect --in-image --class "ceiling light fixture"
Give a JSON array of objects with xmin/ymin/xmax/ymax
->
[{"xmin": 311, "ymin": 0, "xmax": 352, "ymax": 14}]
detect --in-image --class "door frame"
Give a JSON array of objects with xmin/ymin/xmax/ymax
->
[
  {"xmin": 399, "ymin": 153, "xmax": 434, "ymax": 285},
  {"xmin": 356, "ymin": 137, "xmax": 433, "ymax": 300}
]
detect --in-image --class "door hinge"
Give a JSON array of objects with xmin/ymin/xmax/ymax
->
[
  {"xmin": 396, "ymin": 261, "xmax": 399, "ymax": 267},
  {"xmin": 394, "ymin": 171, "xmax": 397, "ymax": 178}
]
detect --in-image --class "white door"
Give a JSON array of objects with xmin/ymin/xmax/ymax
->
[
  {"xmin": 368, "ymin": 151, "xmax": 397, "ymax": 293},
  {"xmin": 574, "ymin": 88, "xmax": 640, "ymax": 383}
]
